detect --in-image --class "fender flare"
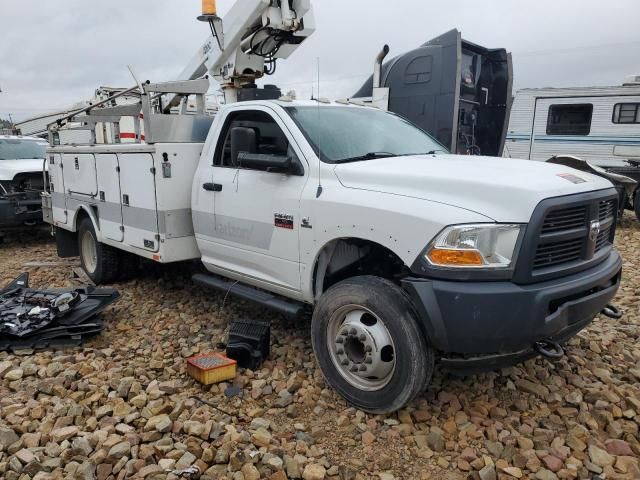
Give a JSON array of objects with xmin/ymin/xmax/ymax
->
[
  {"xmin": 309, "ymin": 236, "xmax": 414, "ymax": 300},
  {"xmin": 71, "ymin": 204, "xmax": 102, "ymax": 242}
]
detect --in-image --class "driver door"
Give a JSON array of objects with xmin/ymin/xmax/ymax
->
[{"xmin": 201, "ymin": 107, "xmax": 308, "ymax": 295}]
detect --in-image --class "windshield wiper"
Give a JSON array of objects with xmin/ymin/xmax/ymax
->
[
  {"xmin": 334, "ymin": 152, "xmax": 397, "ymax": 164},
  {"xmin": 401, "ymin": 150, "xmax": 447, "ymax": 156}
]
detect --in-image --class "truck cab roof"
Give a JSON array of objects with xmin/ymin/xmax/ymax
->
[
  {"xmin": 0, "ymin": 135, "xmax": 47, "ymax": 142},
  {"xmin": 220, "ymin": 99, "xmax": 368, "ymax": 110}
]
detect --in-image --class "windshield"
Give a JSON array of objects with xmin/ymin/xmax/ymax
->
[
  {"xmin": 285, "ymin": 106, "xmax": 448, "ymax": 163},
  {"xmin": 0, "ymin": 139, "xmax": 47, "ymax": 160}
]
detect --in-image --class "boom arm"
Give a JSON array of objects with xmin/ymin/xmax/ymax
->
[{"xmin": 180, "ymin": 0, "xmax": 315, "ymax": 103}]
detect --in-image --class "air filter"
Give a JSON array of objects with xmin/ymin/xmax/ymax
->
[{"xmin": 187, "ymin": 352, "xmax": 237, "ymax": 385}]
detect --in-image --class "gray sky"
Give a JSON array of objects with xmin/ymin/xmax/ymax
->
[{"xmin": 1, "ymin": 0, "xmax": 639, "ymax": 121}]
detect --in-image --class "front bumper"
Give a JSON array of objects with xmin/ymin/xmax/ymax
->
[
  {"xmin": 0, "ymin": 195, "xmax": 43, "ymax": 228},
  {"xmin": 402, "ymin": 250, "xmax": 622, "ymax": 373}
]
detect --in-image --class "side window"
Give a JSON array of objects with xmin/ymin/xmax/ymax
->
[
  {"xmin": 546, "ymin": 104, "xmax": 593, "ymax": 136},
  {"xmin": 214, "ymin": 110, "xmax": 297, "ymax": 170},
  {"xmin": 404, "ymin": 56, "xmax": 433, "ymax": 84},
  {"xmin": 613, "ymin": 103, "xmax": 640, "ymax": 124}
]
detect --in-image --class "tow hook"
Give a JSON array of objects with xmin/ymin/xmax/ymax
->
[
  {"xmin": 601, "ymin": 304, "xmax": 623, "ymax": 319},
  {"xmin": 535, "ymin": 340, "xmax": 564, "ymax": 360}
]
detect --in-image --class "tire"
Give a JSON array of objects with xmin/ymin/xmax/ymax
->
[
  {"xmin": 311, "ymin": 275, "xmax": 434, "ymax": 414},
  {"xmin": 77, "ymin": 218, "xmax": 120, "ymax": 284},
  {"xmin": 635, "ymin": 192, "xmax": 640, "ymax": 222},
  {"xmin": 117, "ymin": 251, "xmax": 140, "ymax": 281}
]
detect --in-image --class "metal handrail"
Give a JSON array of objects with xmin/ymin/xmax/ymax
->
[{"xmin": 47, "ymin": 84, "xmax": 145, "ymax": 130}]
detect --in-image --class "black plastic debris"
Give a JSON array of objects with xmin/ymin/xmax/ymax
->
[
  {"xmin": 226, "ymin": 319, "xmax": 270, "ymax": 370},
  {"xmin": 0, "ymin": 273, "xmax": 119, "ymax": 351},
  {"xmin": 224, "ymin": 386, "xmax": 242, "ymax": 398}
]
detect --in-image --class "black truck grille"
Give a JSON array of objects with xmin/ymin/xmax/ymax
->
[
  {"xmin": 532, "ymin": 197, "xmax": 617, "ymax": 272},
  {"xmin": 540, "ymin": 205, "xmax": 587, "ymax": 234}
]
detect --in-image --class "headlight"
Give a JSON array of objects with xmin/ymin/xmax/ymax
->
[{"xmin": 426, "ymin": 224, "xmax": 523, "ymax": 269}]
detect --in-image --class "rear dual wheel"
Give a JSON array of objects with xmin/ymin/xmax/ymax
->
[
  {"xmin": 311, "ymin": 276, "xmax": 434, "ymax": 414},
  {"xmin": 78, "ymin": 218, "xmax": 122, "ymax": 284}
]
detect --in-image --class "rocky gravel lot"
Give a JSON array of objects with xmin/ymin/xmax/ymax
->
[{"xmin": 0, "ymin": 217, "xmax": 639, "ymax": 480}]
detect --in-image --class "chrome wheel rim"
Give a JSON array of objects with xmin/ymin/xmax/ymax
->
[
  {"xmin": 80, "ymin": 230, "xmax": 98, "ymax": 274},
  {"xmin": 327, "ymin": 305, "xmax": 396, "ymax": 391}
]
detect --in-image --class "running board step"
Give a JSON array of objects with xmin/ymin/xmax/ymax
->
[{"xmin": 192, "ymin": 273, "xmax": 305, "ymax": 319}]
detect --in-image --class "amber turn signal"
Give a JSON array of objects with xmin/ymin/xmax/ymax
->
[{"xmin": 428, "ymin": 248, "xmax": 484, "ymax": 266}]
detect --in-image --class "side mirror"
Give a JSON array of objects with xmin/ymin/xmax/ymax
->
[
  {"xmin": 237, "ymin": 152, "xmax": 293, "ymax": 173},
  {"xmin": 230, "ymin": 127, "xmax": 257, "ymax": 166}
]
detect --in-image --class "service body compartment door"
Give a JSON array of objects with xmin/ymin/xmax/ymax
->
[
  {"xmin": 95, "ymin": 154, "xmax": 124, "ymax": 242},
  {"xmin": 61, "ymin": 154, "xmax": 98, "ymax": 197},
  {"xmin": 117, "ymin": 153, "xmax": 160, "ymax": 252},
  {"xmin": 49, "ymin": 153, "xmax": 68, "ymax": 225}
]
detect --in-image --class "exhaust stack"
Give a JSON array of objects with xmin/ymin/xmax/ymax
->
[{"xmin": 373, "ymin": 45, "xmax": 390, "ymax": 89}]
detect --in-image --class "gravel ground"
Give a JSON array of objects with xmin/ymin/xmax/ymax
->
[{"xmin": 0, "ymin": 217, "xmax": 638, "ymax": 480}]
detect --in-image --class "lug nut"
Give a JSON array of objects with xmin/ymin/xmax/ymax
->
[
  {"xmin": 336, "ymin": 348, "xmax": 344, "ymax": 355},
  {"xmin": 359, "ymin": 365, "xmax": 367, "ymax": 372},
  {"xmin": 365, "ymin": 358, "xmax": 372, "ymax": 364},
  {"xmin": 359, "ymin": 334, "xmax": 366, "ymax": 342},
  {"xmin": 340, "ymin": 330, "xmax": 348, "ymax": 336},
  {"xmin": 350, "ymin": 366, "xmax": 359, "ymax": 372},
  {"xmin": 341, "ymin": 359, "xmax": 349, "ymax": 366},
  {"xmin": 365, "ymin": 346, "xmax": 372, "ymax": 353},
  {"xmin": 336, "ymin": 337, "xmax": 344, "ymax": 344},
  {"xmin": 350, "ymin": 328, "xmax": 357, "ymax": 335}
]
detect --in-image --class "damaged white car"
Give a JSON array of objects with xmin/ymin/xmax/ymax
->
[{"xmin": 0, "ymin": 135, "xmax": 47, "ymax": 229}]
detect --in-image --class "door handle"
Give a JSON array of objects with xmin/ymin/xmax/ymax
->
[{"xmin": 203, "ymin": 183, "xmax": 223, "ymax": 192}]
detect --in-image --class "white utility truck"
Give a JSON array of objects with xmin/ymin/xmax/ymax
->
[{"xmin": 43, "ymin": 0, "xmax": 622, "ymax": 413}]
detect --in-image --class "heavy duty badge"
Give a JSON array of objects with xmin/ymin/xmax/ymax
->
[{"xmin": 274, "ymin": 213, "xmax": 294, "ymax": 230}]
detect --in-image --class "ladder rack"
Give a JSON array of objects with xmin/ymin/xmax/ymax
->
[{"xmin": 47, "ymin": 78, "xmax": 214, "ymax": 146}]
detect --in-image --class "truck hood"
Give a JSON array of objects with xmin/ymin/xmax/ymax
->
[
  {"xmin": 333, "ymin": 154, "xmax": 614, "ymax": 222},
  {"xmin": 0, "ymin": 159, "xmax": 45, "ymax": 181}
]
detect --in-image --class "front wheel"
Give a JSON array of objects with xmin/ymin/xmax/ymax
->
[
  {"xmin": 311, "ymin": 276, "xmax": 434, "ymax": 414},
  {"xmin": 78, "ymin": 218, "xmax": 120, "ymax": 284}
]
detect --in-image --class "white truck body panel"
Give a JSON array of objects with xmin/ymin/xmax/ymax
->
[
  {"xmin": 193, "ymin": 104, "xmax": 309, "ymax": 297},
  {"xmin": 94, "ymin": 154, "xmax": 123, "ymax": 242},
  {"xmin": 334, "ymin": 154, "xmax": 612, "ymax": 223},
  {"xmin": 49, "ymin": 143, "xmax": 202, "ymax": 264},
  {"xmin": 504, "ymin": 85, "xmax": 640, "ymax": 168}
]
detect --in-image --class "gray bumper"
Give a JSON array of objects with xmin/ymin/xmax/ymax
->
[
  {"xmin": 0, "ymin": 195, "xmax": 43, "ymax": 228},
  {"xmin": 402, "ymin": 250, "xmax": 622, "ymax": 372}
]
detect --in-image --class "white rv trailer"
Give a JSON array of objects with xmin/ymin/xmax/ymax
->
[{"xmin": 504, "ymin": 76, "xmax": 640, "ymax": 170}]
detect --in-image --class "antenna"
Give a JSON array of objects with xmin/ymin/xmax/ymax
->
[
  {"xmin": 316, "ymin": 57, "xmax": 322, "ymax": 198},
  {"xmin": 127, "ymin": 65, "xmax": 145, "ymax": 94},
  {"xmin": 315, "ymin": 57, "xmax": 323, "ymax": 198}
]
